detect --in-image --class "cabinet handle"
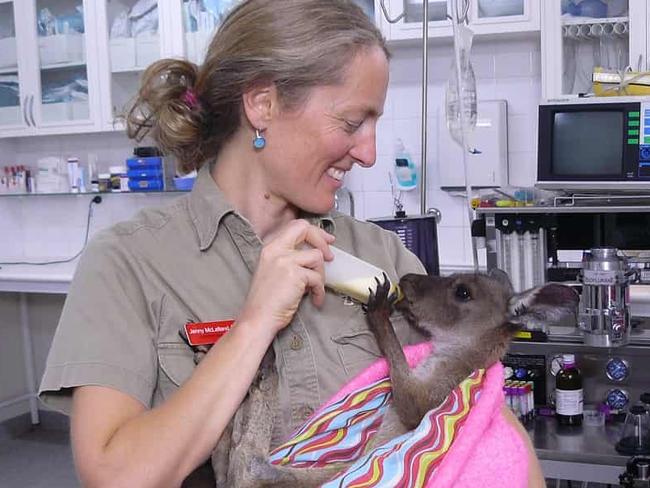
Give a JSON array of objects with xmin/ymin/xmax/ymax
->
[
  {"xmin": 22, "ymin": 96, "xmax": 30, "ymax": 126},
  {"xmin": 28, "ymin": 95, "xmax": 36, "ymax": 127}
]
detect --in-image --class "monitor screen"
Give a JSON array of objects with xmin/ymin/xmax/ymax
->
[{"xmin": 552, "ymin": 111, "xmax": 624, "ymax": 176}]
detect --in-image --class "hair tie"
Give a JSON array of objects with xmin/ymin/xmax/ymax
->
[{"xmin": 181, "ymin": 88, "xmax": 200, "ymax": 110}]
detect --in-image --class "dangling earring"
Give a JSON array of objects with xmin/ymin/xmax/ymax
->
[{"xmin": 253, "ymin": 129, "xmax": 266, "ymax": 150}]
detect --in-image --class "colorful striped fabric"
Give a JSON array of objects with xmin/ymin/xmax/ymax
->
[{"xmin": 268, "ymin": 369, "xmax": 485, "ymax": 487}]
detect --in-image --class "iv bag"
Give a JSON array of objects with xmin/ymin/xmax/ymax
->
[{"xmin": 445, "ymin": 24, "xmax": 477, "ymax": 150}]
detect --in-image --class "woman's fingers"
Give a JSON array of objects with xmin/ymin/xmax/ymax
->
[
  {"xmin": 302, "ymin": 268, "xmax": 327, "ymax": 308},
  {"xmin": 271, "ymin": 219, "xmax": 335, "ymax": 262}
]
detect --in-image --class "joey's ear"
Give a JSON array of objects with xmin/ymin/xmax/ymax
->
[
  {"xmin": 488, "ymin": 268, "xmax": 514, "ymax": 295},
  {"xmin": 508, "ymin": 283, "xmax": 580, "ymax": 328},
  {"xmin": 242, "ymin": 82, "xmax": 277, "ymax": 130}
]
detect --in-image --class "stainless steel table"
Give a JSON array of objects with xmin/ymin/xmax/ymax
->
[{"xmin": 529, "ymin": 415, "xmax": 630, "ymax": 484}]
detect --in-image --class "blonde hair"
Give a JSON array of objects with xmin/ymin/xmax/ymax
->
[{"xmin": 126, "ymin": 0, "xmax": 389, "ymax": 174}]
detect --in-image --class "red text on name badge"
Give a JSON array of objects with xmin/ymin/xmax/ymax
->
[{"xmin": 184, "ymin": 320, "xmax": 234, "ymax": 346}]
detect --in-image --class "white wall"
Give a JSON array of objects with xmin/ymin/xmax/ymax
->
[
  {"xmin": 353, "ymin": 37, "xmax": 541, "ymax": 266},
  {"xmin": 0, "ymin": 36, "xmax": 542, "ymax": 420}
]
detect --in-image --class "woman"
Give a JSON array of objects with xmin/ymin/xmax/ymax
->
[{"xmin": 39, "ymin": 1, "xmax": 543, "ymax": 486}]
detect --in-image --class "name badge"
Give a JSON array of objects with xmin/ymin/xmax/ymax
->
[{"xmin": 184, "ymin": 320, "xmax": 235, "ymax": 346}]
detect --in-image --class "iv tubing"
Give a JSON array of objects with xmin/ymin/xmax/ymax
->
[{"xmin": 450, "ymin": 0, "xmax": 479, "ymax": 271}]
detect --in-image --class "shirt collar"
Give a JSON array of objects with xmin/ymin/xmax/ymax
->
[{"xmin": 188, "ymin": 163, "xmax": 336, "ymax": 251}]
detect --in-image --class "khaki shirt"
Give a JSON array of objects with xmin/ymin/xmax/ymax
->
[{"xmin": 39, "ymin": 164, "xmax": 426, "ymax": 482}]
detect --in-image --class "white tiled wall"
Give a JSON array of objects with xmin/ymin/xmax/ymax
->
[
  {"xmin": 355, "ymin": 38, "xmax": 541, "ymax": 267},
  {"xmin": 0, "ymin": 37, "xmax": 542, "ymax": 268}
]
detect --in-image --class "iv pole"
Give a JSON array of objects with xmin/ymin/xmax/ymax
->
[
  {"xmin": 379, "ymin": 0, "xmax": 430, "ymax": 216},
  {"xmin": 380, "ymin": 1, "xmax": 478, "ymax": 271}
]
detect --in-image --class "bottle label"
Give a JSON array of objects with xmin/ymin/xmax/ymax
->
[{"xmin": 556, "ymin": 388, "xmax": 584, "ymax": 415}]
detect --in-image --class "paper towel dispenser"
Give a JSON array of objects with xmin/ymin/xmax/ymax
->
[{"xmin": 437, "ymin": 99, "xmax": 509, "ymax": 190}]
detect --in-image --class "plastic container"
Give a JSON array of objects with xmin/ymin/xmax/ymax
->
[
  {"xmin": 583, "ymin": 405, "xmax": 606, "ymax": 427},
  {"xmin": 98, "ymin": 173, "xmax": 111, "ymax": 193},
  {"xmin": 126, "ymin": 156, "xmax": 163, "ymax": 170},
  {"xmin": 128, "ymin": 178, "xmax": 164, "ymax": 192},
  {"xmin": 324, "ymin": 246, "xmax": 400, "ymax": 304},
  {"xmin": 173, "ymin": 176, "xmax": 196, "ymax": 191},
  {"xmin": 109, "ymin": 165, "xmax": 128, "ymax": 192},
  {"xmin": 128, "ymin": 168, "xmax": 164, "ymax": 180},
  {"xmin": 394, "ymin": 138, "xmax": 417, "ymax": 191}
]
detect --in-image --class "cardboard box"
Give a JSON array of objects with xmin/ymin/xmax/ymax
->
[
  {"xmin": 41, "ymin": 102, "xmax": 73, "ymax": 122},
  {"xmin": 39, "ymin": 34, "xmax": 85, "ymax": 66},
  {"xmin": 185, "ymin": 31, "xmax": 211, "ymax": 64},
  {"xmin": 135, "ymin": 34, "xmax": 159, "ymax": 68},
  {"xmin": 0, "ymin": 37, "xmax": 17, "ymax": 69},
  {"xmin": 110, "ymin": 37, "xmax": 136, "ymax": 72},
  {"xmin": 0, "ymin": 105, "xmax": 21, "ymax": 125}
]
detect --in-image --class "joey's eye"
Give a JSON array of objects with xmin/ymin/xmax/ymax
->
[{"xmin": 454, "ymin": 284, "xmax": 472, "ymax": 302}]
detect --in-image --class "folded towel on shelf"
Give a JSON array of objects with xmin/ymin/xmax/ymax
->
[{"xmin": 268, "ymin": 342, "xmax": 529, "ymax": 488}]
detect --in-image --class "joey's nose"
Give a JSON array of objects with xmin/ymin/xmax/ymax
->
[{"xmin": 399, "ymin": 273, "xmax": 428, "ymax": 296}]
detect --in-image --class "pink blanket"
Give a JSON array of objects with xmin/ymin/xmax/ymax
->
[{"xmin": 269, "ymin": 343, "xmax": 529, "ymax": 487}]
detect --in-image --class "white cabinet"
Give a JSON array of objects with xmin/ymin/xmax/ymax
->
[
  {"xmin": 469, "ymin": 0, "xmax": 540, "ymax": 36},
  {"xmin": 1, "ymin": 0, "xmax": 436, "ymax": 138},
  {"xmin": 173, "ymin": 0, "xmax": 377, "ymax": 66},
  {"xmin": 95, "ymin": 0, "xmax": 169, "ymax": 131},
  {"xmin": 1, "ymin": 0, "xmax": 101, "ymax": 137},
  {"xmin": 0, "ymin": 0, "xmax": 23, "ymax": 131},
  {"xmin": 541, "ymin": 0, "xmax": 647, "ymax": 100},
  {"xmin": 380, "ymin": 0, "xmax": 539, "ymax": 42},
  {"xmin": 175, "ymin": 0, "xmax": 239, "ymax": 66}
]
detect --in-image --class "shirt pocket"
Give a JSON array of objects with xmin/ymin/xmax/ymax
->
[
  {"xmin": 157, "ymin": 342, "xmax": 196, "ymax": 399},
  {"xmin": 331, "ymin": 312, "xmax": 415, "ymax": 379}
]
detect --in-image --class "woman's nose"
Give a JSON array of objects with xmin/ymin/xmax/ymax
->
[{"xmin": 350, "ymin": 126, "xmax": 376, "ymax": 168}]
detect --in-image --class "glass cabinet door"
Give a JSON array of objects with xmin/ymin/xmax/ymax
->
[
  {"xmin": 402, "ymin": 0, "xmax": 450, "ymax": 25},
  {"xmin": 476, "ymin": 0, "xmax": 524, "ymax": 20},
  {"xmin": 354, "ymin": 0, "xmax": 376, "ymax": 21},
  {"xmin": 0, "ymin": 1, "xmax": 23, "ymax": 127},
  {"xmin": 106, "ymin": 0, "xmax": 162, "ymax": 120},
  {"xmin": 384, "ymin": 0, "xmax": 453, "ymax": 41},
  {"xmin": 560, "ymin": 0, "xmax": 630, "ymax": 95},
  {"xmin": 35, "ymin": 0, "xmax": 91, "ymax": 124},
  {"xmin": 182, "ymin": 0, "xmax": 238, "ymax": 65}
]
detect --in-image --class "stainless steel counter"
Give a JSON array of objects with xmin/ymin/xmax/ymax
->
[{"xmin": 529, "ymin": 415, "xmax": 630, "ymax": 483}]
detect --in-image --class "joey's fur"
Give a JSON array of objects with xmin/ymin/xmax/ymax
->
[{"xmin": 197, "ymin": 270, "xmax": 578, "ymax": 487}]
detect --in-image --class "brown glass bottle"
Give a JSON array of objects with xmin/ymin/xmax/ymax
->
[{"xmin": 555, "ymin": 354, "xmax": 583, "ymax": 426}]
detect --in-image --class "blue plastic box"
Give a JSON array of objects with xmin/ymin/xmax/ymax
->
[
  {"xmin": 127, "ymin": 168, "xmax": 164, "ymax": 180},
  {"xmin": 126, "ymin": 156, "xmax": 163, "ymax": 170},
  {"xmin": 128, "ymin": 178, "xmax": 164, "ymax": 192}
]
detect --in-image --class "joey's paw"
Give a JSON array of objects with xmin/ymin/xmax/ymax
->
[{"xmin": 366, "ymin": 273, "xmax": 396, "ymax": 323}]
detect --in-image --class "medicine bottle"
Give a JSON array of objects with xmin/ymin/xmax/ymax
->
[{"xmin": 556, "ymin": 353, "xmax": 583, "ymax": 426}]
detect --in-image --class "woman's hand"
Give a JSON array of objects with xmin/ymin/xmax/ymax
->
[{"xmin": 238, "ymin": 219, "xmax": 335, "ymax": 336}]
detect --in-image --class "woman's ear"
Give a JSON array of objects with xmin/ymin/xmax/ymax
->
[{"xmin": 242, "ymin": 83, "xmax": 277, "ymax": 130}]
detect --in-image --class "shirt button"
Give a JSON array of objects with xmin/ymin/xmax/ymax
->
[{"xmin": 289, "ymin": 334, "xmax": 304, "ymax": 351}]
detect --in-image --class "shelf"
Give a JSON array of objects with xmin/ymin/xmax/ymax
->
[
  {"xmin": 40, "ymin": 61, "xmax": 87, "ymax": 71},
  {"xmin": 0, "ymin": 189, "xmax": 189, "ymax": 197},
  {"xmin": 111, "ymin": 66, "xmax": 145, "ymax": 74},
  {"xmin": 561, "ymin": 15, "xmax": 628, "ymax": 26}
]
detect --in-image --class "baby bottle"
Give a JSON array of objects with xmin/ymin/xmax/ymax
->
[{"xmin": 324, "ymin": 246, "xmax": 401, "ymax": 304}]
